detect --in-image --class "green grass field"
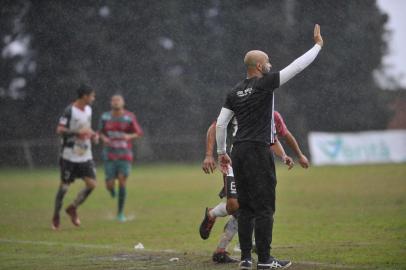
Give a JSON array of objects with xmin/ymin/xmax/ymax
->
[{"xmin": 0, "ymin": 163, "xmax": 405, "ymax": 270}]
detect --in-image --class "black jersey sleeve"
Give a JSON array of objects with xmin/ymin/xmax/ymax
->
[
  {"xmin": 256, "ymin": 72, "xmax": 280, "ymax": 91},
  {"xmin": 58, "ymin": 106, "xmax": 72, "ymax": 128},
  {"xmin": 223, "ymin": 92, "xmax": 234, "ymax": 111}
]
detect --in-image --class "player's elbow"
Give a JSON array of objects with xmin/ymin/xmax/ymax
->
[{"xmin": 86, "ymin": 180, "xmax": 97, "ymax": 190}]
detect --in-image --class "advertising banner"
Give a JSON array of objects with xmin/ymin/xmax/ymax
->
[{"xmin": 308, "ymin": 130, "xmax": 406, "ymax": 165}]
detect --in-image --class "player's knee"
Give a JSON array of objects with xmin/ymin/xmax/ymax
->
[
  {"xmin": 87, "ymin": 180, "xmax": 97, "ymax": 189},
  {"xmin": 118, "ymin": 179, "xmax": 126, "ymax": 188},
  {"xmin": 117, "ymin": 174, "xmax": 127, "ymax": 187},
  {"xmin": 118, "ymin": 182, "xmax": 126, "ymax": 188},
  {"xmin": 105, "ymin": 180, "xmax": 114, "ymax": 189},
  {"xmin": 60, "ymin": 183, "xmax": 69, "ymax": 192}
]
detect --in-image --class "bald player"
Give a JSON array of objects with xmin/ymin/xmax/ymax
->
[{"xmin": 216, "ymin": 25, "xmax": 323, "ymax": 269}]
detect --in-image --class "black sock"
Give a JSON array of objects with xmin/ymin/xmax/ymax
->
[
  {"xmin": 72, "ymin": 187, "xmax": 93, "ymax": 207},
  {"xmin": 118, "ymin": 186, "xmax": 126, "ymax": 214},
  {"xmin": 54, "ymin": 184, "xmax": 69, "ymax": 216},
  {"xmin": 108, "ymin": 187, "xmax": 116, "ymax": 198}
]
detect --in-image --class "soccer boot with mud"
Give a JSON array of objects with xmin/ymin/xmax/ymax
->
[
  {"xmin": 51, "ymin": 214, "xmax": 60, "ymax": 230},
  {"xmin": 65, "ymin": 205, "xmax": 81, "ymax": 226},
  {"xmin": 199, "ymin": 207, "xmax": 216, "ymax": 240},
  {"xmin": 212, "ymin": 251, "xmax": 239, "ymax": 263}
]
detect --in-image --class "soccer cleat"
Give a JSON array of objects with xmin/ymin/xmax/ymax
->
[
  {"xmin": 65, "ymin": 205, "xmax": 81, "ymax": 226},
  {"xmin": 238, "ymin": 259, "xmax": 253, "ymax": 270},
  {"xmin": 51, "ymin": 215, "xmax": 60, "ymax": 230},
  {"xmin": 212, "ymin": 251, "xmax": 239, "ymax": 263},
  {"xmin": 199, "ymin": 207, "xmax": 216, "ymax": 240},
  {"xmin": 257, "ymin": 257, "xmax": 292, "ymax": 269},
  {"xmin": 117, "ymin": 212, "xmax": 127, "ymax": 222}
]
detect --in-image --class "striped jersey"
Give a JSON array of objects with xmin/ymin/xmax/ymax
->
[{"xmin": 99, "ymin": 110, "xmax": 144, "ymax": 161}]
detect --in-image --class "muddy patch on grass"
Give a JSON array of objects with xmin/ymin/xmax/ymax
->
[{"xmin": 92, "ymin": 251, "xmax": 360, "ymax": 270}]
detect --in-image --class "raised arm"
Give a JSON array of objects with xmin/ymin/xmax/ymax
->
[{"xmin": 279, "ymin": 24, "xmax": 323, "ymax": 86}]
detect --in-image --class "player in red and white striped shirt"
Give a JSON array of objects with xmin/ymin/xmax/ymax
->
[{"xmin": 99, "ymin": 95, "xmax": 144, "ymax": 222}]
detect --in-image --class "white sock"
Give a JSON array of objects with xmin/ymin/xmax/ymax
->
[
  {"xmin": 217, "ymin": 216, "xmax": 238, "ymax": 249},
  {"xmin": 209, "ymin": 202, "xmax": 228, "ymax": 218}
]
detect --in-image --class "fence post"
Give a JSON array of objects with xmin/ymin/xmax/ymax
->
[{"xmin": 22, "ymin": 140, "xmax": 34, "ymax": 169}]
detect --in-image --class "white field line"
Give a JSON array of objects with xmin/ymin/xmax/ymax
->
[
  {"xmin": 0, "ymin": 238, "xmax": 176, "ymax": 253},
  {"xmin": 0, "ymin": 238, "xmax": 366, "ymax": 269},
  {"xmin": 0, "ymin": 238, "xmax": 115, "ymax": 250}
]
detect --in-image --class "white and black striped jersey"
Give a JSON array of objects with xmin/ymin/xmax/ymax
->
[
  {"xmin": 225, "ymin": 117, "xmax": 238, "ymax": 154},
  {"xmin": 58, "ymin": 105, "xmax": 93, "ymax": 162}
]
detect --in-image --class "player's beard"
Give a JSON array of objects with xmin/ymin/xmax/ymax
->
[{"xmin": 261, "ymin": 65, "xmax": 270, "ymax": 74}]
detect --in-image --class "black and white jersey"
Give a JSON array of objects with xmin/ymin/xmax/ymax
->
[
  {"xmin": 58, "ymin": 104, "xmax": 93, "ymax": 162},
  {"xmin": 223, "ymin": 72, "xmax": 280, "ymax": 145}
]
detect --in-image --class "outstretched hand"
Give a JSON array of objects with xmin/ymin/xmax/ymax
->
[{"xmin": 314, "ymin": 24, "xmax": 323, "ymax": 47}]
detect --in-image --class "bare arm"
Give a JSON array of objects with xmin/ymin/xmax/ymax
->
[
  {"xmin": 123, "ymin": 132, "xmax": 141, "ymax": 141},
  {"xmin": 56, "ymin": 125, "xmax": 74, "ymax": 136},
  {"xmin": 283, "ymin": 131, "xmax": 310, "ymax": 168},
  {"xmin": 271, "ymin": 140, "xmax": 294, "ymax": 170},
  {"xmin": 99, "ymin": 132, "xmax": 110, "ymax": 144},
  {"xmin": 56, "ymin": 125, "xmax": 92, "ymax": 137},
  {"xmin": 202, "ymin": 122, "xmax": 217, "ymax": 174}
]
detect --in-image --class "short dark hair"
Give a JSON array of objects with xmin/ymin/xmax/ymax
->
[{"xmin": 77, "ymin": 84, "xmax": 94, "ymax": 98}]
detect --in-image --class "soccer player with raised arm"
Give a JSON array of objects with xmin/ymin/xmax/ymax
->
[
  {"xmin": 216, "ymin": 25, "xmax": 323, "ymax": 269},
  {"xmin": 52, "ymin": 84, "xmax": 98, "ymax": 230},
  {"xmin": 99, "ymin": 94, "xmax": 144, "ymax": 222}
]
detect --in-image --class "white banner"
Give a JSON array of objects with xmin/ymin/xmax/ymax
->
[{"xmin": 308, "ymin": 130, "xmax": 406, "ymax": 165}]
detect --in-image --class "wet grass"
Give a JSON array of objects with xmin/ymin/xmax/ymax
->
[{"xmin": 0, "ymin": 163, "xmax": 405, "ymax": 269}]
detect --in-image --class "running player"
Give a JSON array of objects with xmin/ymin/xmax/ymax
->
[
  {"xmin": 99, "ymin": 94, "xmax": 144, "ymax": 222},
  {"xmin": 200, "ymin": 111, "xmax": 305, "ymax": 263},
  {"xmin": 52, "ymin": 84, "xmax": 98, "ymax": 230}
]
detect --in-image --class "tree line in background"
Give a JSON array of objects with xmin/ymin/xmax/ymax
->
[{"xmin": 0, "ymin": 0, "xmax": 394, "ymax": 165}]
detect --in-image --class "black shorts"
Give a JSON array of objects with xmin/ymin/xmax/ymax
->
[
  {"xmin": 60, "ymin": 158, "xmax": 96, "ymax": 184},
  {"xmin": 218, "ymin": 174, "xmax": 238, "ymax": 199}
]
